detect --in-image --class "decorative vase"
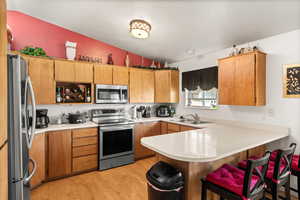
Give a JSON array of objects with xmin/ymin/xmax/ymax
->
[
  {"xmin": 125, "ymin": 53, "xmax": 130, "ymax": 67},
  {"xmin": 150, "ymin": 60, "xmax": 156, "ymax": 68},
  {"xmin": 107, "ymin": 53, "xmax": 114, "ymax": 65},
  {"xmin": 65, "ymin": 41, "xmax": 77, "ymax": 60},
  {"xmin": 7, "ymin": 25, "xmax": 13, "ymax": 51},
  {"xmin": 164, "ymin": 61, "xmax": 168, "ymax": 68}
]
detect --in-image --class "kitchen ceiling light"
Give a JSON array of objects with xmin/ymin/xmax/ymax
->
[{"xmin": 129, "ymin": 19, "xmax": 151, "ymax": 39}]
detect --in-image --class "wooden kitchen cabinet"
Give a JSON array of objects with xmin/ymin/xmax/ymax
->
[
  {"xmin": 94, "ymin": 64, "xmax": 113, "ymax": 84},
  {"xmin": 134, "ymin": 122, "xmax": 161, "ymax": 160},
  {"xmin": 54, "ymin": 60, "xmax": 75, "ymax": 82},
  {"xmin": 160, "ymin": 122, "xmax": 168, "ymax": 134},
  {"xmin": 71, "ymin": 128, "xmax": 98, "ymax": 173},
  {"xmin": 0, "ymin": 144, "xmax": 8, "ymax": 200},
  {"xmin": 155, "ymin": 70, "xmax": 179, "ymax": 103},
  {"xmin": 129, "ymin": 68, "xmax": 143, "ymax": 102},
  {"xmin": 167, "ymin": 123, "xmax": 180, "ymax": 133},
  {"xmin": 29, "ymin": 133, "xmax": 46, "ymax": 188},
  {"xmin": 28, "ymin": 58, "xmax": 55, "ymax": 104},
  {"xmin": 180, "ymin": 125, "xmax": 197, "ymax": 132},
  {"xmin": 75, "ymin": 62, "xmax": 93, "ymax": 83},
  {"xmin": 142, "ymin": 70, "xmax": 155, "ymax": 103},
  {"xmin": 218, "ymin": 51, "xmax": 266, "ymax": 106},
  {"xmin": 47, "ymin": 130, "xmax": 72, "ymax": 179},
  {"xmin": 113, "ymin": 66, "xmax": 128, "ymax": 85},
  {"xmin": 129, "ymin": 68, "xmax": 155, "ymax": 103}
]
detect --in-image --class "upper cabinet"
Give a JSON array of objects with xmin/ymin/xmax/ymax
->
[
  {"xmin": 113, "ymin": 66, "xmax": 129, "ymax": 85},
  {"xmin": 74, "ymin": 62, "xmax": 93, "ymax": 83},
  {"xmin": 155, "ymin": 70, "xmax": 179, "ymax": 103},
  {"xmin": 55, "ymin": 60, "xmax": 75, "ymax": 82},
  {"xmin": 28, "ymin": 57, "xmax": 55, "ymax": 104},
  {"xmin": 218, "ymin": 51, "xmax": 266, "ymax": 106},
  {"xmin": 55, "ymin": 60, "xmax": 93, "ymax": 83},
  {"xmin": 129, "ymin": 68, "xmax": 154, "ymax": 103},
  {"xmin": 94, "ymin": 65, "xmax": 129, "ymax": 85},
  {"xmin": 94, "ymin": 64, "xmax": 113, "ymax": 84}
]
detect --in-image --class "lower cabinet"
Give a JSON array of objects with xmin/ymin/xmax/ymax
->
[
  {"xmin": 47, "ymin": 130, "xmax": 72, "ymax": 179},
  {"xmin": 180, "ymin": 125, "xmax": 197, "ymax": 132},
  {"xmin": 29, "ymin": 133, "xmax": 46, "ymax": 188},
  {"xmin": 47, "ymin": 128, "xmax": 99, "ymax": 179},
  {"xmin": 71, "ymin": 128, "xmax": 98, "ymax": 173},
  {"xmin": 134, "ymin": 122, "xmax": 161, "ymax": 160},
  {"xmin": 167, "ymin": 123, "xmax": 180, "ymax": 133}
]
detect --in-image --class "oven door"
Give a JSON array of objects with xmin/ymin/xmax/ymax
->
[
  {"xmin": 99, "ymin": 125, "xmax": 134, "ymax": 160},
  {"xmin": 95, "ymin": 85, "xmax": 128, "ymax": 104}
]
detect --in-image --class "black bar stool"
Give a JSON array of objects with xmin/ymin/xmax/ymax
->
[
  {"xmin": 201, "ymin": 152, "xmax": 270, "ymax": 200},
  {"xmin": 238, "ymin": 143, "xmax": 296, "ymax": 200}
]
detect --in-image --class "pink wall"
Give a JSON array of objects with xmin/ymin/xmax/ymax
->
[{"xmin": 7, "ymin": 11, "xmax": 152, "ymax": 66}]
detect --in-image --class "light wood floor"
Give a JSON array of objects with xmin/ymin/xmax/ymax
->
[{"xmin": 31, "ymin": 157, "xmax": 156, "ymax": 200}]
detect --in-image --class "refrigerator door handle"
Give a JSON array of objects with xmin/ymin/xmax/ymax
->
[
  {"xmin": 27, "ymin": 77, "xmax": 36, "ymax": 149},
  {"xmin": 25, "ymin": 77, "xmax": 36, "ymax": 149},
  {"xmin": 23, "ymin": 158, "xmax": 36, "ymax": 185}
]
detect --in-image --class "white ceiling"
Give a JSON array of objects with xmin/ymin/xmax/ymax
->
[{"xmin": 7, "ymin": 0, "xmax": 300, "ymax": 62}]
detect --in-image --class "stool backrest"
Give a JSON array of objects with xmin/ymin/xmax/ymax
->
[
  {"xmin": 272, "ymin": 143, "xmax": 296, "ymax": 183},
  {"xmin": 243, "ymin": 152, "xmax": 270, "ymax": 198}
]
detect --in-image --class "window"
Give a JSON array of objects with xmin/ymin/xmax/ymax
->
[{"xmin": 185, "ymin": 86, "xmax": 218, "ymax": 108}]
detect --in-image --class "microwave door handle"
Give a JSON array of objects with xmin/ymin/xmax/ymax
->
[{"xmin": 27, "ymin": 77, "xmax": 36, "ymax": 148}]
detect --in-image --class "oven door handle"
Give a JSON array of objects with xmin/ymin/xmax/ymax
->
[{"xmin": 100, "ymin": 125, "xmax": 134, "ymax": 132}]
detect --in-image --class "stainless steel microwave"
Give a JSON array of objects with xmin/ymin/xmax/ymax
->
[{"xmin": 95, "ymin": 84, "xmax": 128, "ymax": 104}]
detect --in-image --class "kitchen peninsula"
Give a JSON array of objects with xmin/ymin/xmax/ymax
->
[{"xmin": 141, "ymin": 122, "xmax": 289, "ymax": 200}]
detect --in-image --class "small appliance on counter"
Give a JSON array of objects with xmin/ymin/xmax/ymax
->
[
  {"xmin": 143, "ymin": 106, "xmax": 151, "ymax": 118},
  {"xmin": 156, "ymin": 105, "xmax": 176, "ymax": 117},
  {"xmin": 36, "ymin": 109, "xmax": 50, "ymax": 129},
  {"xmin": 68, "ymin": 112, "xmax": 88, "ymax": 124}
]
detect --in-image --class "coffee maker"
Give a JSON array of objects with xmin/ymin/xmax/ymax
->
[{"xmin": 36, "ymin": 109, "xmax": 50, "ymax": 129}]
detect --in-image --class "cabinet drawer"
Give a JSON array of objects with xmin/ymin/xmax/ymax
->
[
  {"xmin": 72, "ymin": 154, "xmax": 98, "ymax": 173},
  {"xmin": 72, "ymin": 144, "xmax": 98, "ymax": 158},
  {"xmin": 72, "ymin": 128, "xmax": 98, "ymax": 139},
  {"xmin": 167, "ymin": 123, "xmax": 180, "ymax": 133},
  {"xmin": 72, "ymin": 136, "xmax": 98, "ymax": 147}
]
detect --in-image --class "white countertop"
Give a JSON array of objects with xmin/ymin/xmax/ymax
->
[
  {"xmin": 141, "ymin": 123, "xmax": 289, "ymax": 163},
  {"xmin": 34, "ymin": 117, "xmax": 213, "ymax": 135}
]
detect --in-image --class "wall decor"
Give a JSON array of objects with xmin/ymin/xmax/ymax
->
[
  {"xmin": 125, "ymin": 53, "xmax": 130, "ymax": 67},
  {"xmin": 20, "ymin": 46, "xmax": 48, "ymax": 57},
  {"xmin": 283, "ymin": 64, "xmax": 300, "ymax": 98},
  {"xmin": 107, "ymin": 53, "xmax": 114, "ymax": 65},
  {"xmin": 65, "ymin": 41, "xmax": 77, "ymax": 60},
  {"xmin": 78, "ymin": 55, "xmax": 102, "ymax": 63}
]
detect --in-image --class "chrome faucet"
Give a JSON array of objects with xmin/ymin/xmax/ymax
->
[{"xmin": 184, "ymin": 113, "xmax": 201, "ymax": 123}]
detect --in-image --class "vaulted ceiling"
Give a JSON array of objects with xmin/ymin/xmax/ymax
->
[{"xmin": 7, "ymin": 0, "xmax": 300, "ymax": 62}]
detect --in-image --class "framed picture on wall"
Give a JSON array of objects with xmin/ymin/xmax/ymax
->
[{"xmin": 283, "ymin": 64, "xmax": 300, "ymax": 98}]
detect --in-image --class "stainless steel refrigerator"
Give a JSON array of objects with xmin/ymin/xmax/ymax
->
[{"xmin": 7, "ymin": 54, "xmax": 37, "ymax": 200}]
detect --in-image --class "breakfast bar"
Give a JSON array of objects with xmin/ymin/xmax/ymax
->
[{"xmin": 141, "ymin": 123, "xmax": 289, "ymax": 200}]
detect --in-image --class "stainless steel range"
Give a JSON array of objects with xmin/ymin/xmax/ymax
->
[{"xmin": 91, "ymin": 109, "xmax": 134, "ymax": 171}]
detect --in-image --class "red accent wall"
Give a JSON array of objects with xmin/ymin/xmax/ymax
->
[{"xmin": 7, "ymin": 11, "xmax": 152, "ymax": 66}]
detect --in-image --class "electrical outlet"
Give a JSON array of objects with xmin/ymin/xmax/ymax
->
[{"xmin": 267, "ymin": 108, "xmax": 275, "ymax": 118}]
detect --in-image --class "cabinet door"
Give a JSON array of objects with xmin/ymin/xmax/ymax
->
[
  {"xmin": 129, "ymin": 69, "xmax": 143, "ymax": 103},
  {"xmin": 142, "ymin": 70, "xmax": 155, "ymax": 103},
  {"xmin": 155, "ymin": 70, "xmax": 171, "ymax": 103},
  {"xmin": 48, "ymin": 130, "xmax": 72, "ymax": 179},
  {"xmin": 234, "ymin": 54, "xmax": 255, "ymax": 105},
  {"xmin": 29, "ymin": 133, "xmax": 45, "ymax": 188},
  {"xmin": 161, "ymin": 122, "xmax": 168, "ymax": 134},
  {"xmin": 218, "ymin": 58, "xmax": 235, "ymax": 105},
  {"xmin": 75, "ymin": 62, "xmax": 93, "ymax": 83},
  {"xmin": 0, "ymin": 144, "xmax": 8, "ymax": 200},
  {"xmin": 113, "ymin": 66, "xmax": 128, "ymax": 85},
  {"xmin": 94, "ymin": 64, "xmax": 113, "ymax": 84},
  {"xmin": 134, "ymin": 122, "xmax": 160, "ymax": 160},
  {"xmin": 167, "ymin": 123, "xmax": 180, "ymax": 133},
  {"xmin": 55, "ymin": 60, "xmax": 75, "ymax": 82},
  {"xmin": 29, "ymin": 58, "xmax": 55, "ymax": 104},
  {"xmin": 170, "ymin": 70, "xmax": 179, "ymax": 103}
]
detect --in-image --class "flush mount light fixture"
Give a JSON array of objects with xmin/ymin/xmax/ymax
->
[{"xmin": 129, "ymin": 19, "xmax": 151, "ymax": 39}]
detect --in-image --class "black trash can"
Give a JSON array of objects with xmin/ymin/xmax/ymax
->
[{"xmin": 146, "ymin": 161, "xmax": 184, "ymax": 200}]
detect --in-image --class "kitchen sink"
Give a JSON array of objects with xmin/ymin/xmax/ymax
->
[{"xmin": 170, "ymin": 118, "xmax": 211, "ymax": 124}]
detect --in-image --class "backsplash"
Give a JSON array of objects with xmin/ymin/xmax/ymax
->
[{"xmin": 37, "ymin": 103, "xmax": 172, "ymax": 123}]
